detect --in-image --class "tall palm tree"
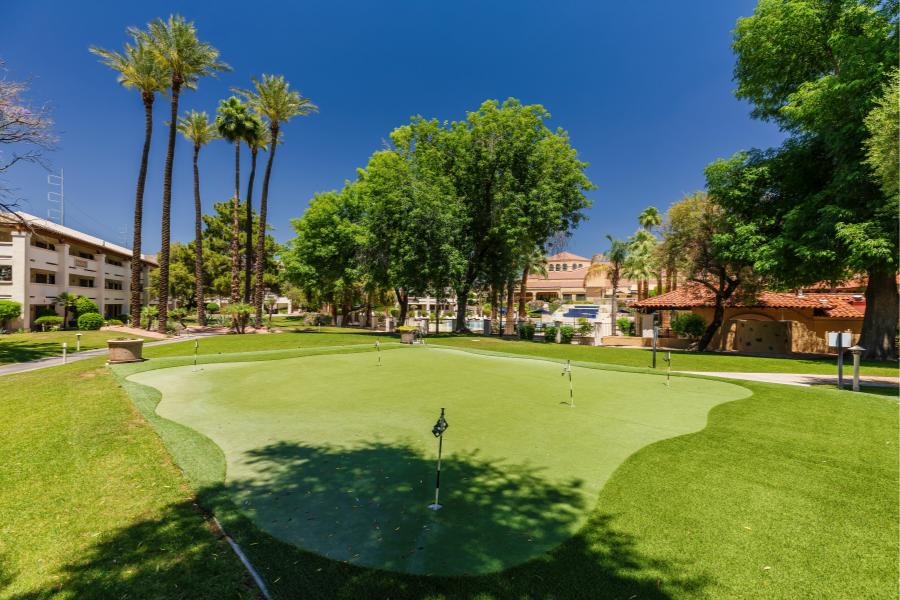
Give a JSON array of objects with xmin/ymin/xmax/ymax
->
[
  {"xmin": 89, "ymin": 39, "xmax": 170, "ymax": 329},
  {"xmin": 133, "ymin": 14, "xmax": 230, "ymax": 334},
  {"xmin": 625, "ymin": 230, "xmax": 657, "ymax": 299},
  {"xmin": 215, "ymin": 96, "xmax": 255, "ymax": 305},
  {"xmin": 233, "ymin": 74, "xmax": 318, "ymax": 324},
  {"xmin": 175, "ymin": 110, "xmax": 219, "ymax": 326},
  {"xmin": 241, "ymin": 116, "xmax": 269, "ymax": 303},
  {"xmin": 517, "ymin": 247, "xmax": 549, "ymax": 317},
  {"xmin": 638, "ymin": 206, "xmax": 662, "ymax": 232},
  {"xmin": 584, "ymin": 234, "xmax": 629, "ymax": 335}
]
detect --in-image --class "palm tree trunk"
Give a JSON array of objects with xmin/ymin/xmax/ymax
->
[
  {"xmin": 192, "ymin": 144, "xmax": 206, "ymax": 327},
  {"xmin": 253, "ymin": 125, "xmax": 278, "ymax": 325},
  {"xmin": 157, "ymin": 82, "xmax": 181, "ymax": 334},
  {"xmin": 518, "ymin": 263, "xmax": 530, "ymax": 316},
  {"xmin": 131, "ymin": 94, "xmax": 154, "ymax": 329},
  {"xmin": 244, "ymin": 148, "xmax": 258, "ymax": 303},
  {"xmin": 657, "ymin": 271, "xmax": 663, "ymax": 298},
  {"xmin": 230, "ymin": 141, "xmax": 241, "ymax": 304}
]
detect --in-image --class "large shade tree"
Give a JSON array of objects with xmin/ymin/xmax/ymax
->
[
  {"xmin": 133, "ymin": 15, "xmax": 230, "ymax": 333},
  {"xmin": 175, "ymin": 110, "xmax": 219, "ymax": 326},
  {"xmin": 714, "ymin": 0, "xmax": 899, "ymax": 359},
  {"xmin": 89, "ymin": 39, "xmax": 170, "ymax": 329},
  {"xmin": 233, "ymin": 74, "xmax": 318, "ymax": 325}
]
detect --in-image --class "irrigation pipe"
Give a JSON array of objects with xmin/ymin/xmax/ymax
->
[{"xmin": 213, "ymin": 516, "xmax": 273, "ymax": 600}]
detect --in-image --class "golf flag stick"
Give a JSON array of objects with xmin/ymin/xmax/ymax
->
[
  {"xmin": 562, "ymin": 360, "xmax": 574, "ymax": 407},
  {"xmin": 429, "ymin": 409, "xmax": 449, "ymax": 510},
  {"xmin": 663, "ymin": 351, "xmax": 671, "ymax": 387},
  {"xmin": 194, "ymin": 340, "xmax": 198, "ymax": 372},
  {"xmin": 375, "ymin": 339, "xmax": 381, "ymax": 367}
]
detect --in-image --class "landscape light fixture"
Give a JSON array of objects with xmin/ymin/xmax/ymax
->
[
  {"xmin": 849, "ymin": 345, "xmax": 865, "ymax": 392},
  {"xmin": 562, "ymin": 360, "xmax": 574, "ymax": 407},
  {"xmin": 76, "ymin": 333, "xmax": 82, "ymax": 353},
  {"xmin": 429, "ymin": 408, "xmax": 449, "ymax": 511},
  {"xmin": 62, "ymin": 342, "xmax": 67, "ymax": 364},
  {"xmin": 663, "ymin": 351, "xmax": 671, "ymax": 386}
]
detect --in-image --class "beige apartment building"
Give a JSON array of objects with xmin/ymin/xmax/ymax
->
[{"xmin": 0, "ymin": 212, "xmax": 158, "ymax": 331}]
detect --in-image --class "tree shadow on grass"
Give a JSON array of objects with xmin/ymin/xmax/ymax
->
[
  {"xmin": 0, "ymin": 341, "xmax": 67, "ymax": 365},
  {"xmin": 213, "ymin": 440, "xmax": 711, "ymax": 599}
]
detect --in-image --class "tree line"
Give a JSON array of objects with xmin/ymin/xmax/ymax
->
[{"xmin": 90, "ymin": 14, "xmax": 316, "ymax": 333}]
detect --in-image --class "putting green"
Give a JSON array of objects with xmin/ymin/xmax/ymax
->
[{"xmin": 127, "ymin": 346, "xmax": 751, "ymax": 575}]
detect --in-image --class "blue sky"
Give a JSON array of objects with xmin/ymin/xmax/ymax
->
[{"xmin": 4, "ymin": 0, "xmax": 785, "ymax": 258}]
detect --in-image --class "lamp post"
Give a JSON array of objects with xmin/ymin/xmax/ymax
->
[
  {"xmin": 62, "ymin": 342, "xmax": 67, "ymax": 364},
  {"xmin": 562, "ymin": 360, "xmax": 574, "ymax": 407},
  {"xmin": 652, "ymin": 312, "xmax": 658, "ymax": 368},
  {"xmin": 76, "ymin": 333, "xmax": 82, "ymax": 352},
  {"xmin": 663, "ymin": 351, "xmax": 671, "ymax": 387},
  {"xmin": 849, "ymin": 345, "xmax": 865, "ymax": 392},
  {"xmin": 429, "ymin": 408, "xmax": 449, "ymax": 511}
]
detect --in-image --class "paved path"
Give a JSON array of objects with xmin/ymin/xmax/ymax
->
[
  {"xmin": 677, "ymin": 371, "xmax": 899, "ymax": 388},
  {"xmin": 0, "ymin": 332, "xmax": 224, "ymax": 377}
]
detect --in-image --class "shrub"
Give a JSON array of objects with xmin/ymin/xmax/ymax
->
[
  {"xmin": 106, "ymin": 319, "xmax": 123, "ymax": 327},
  {"xmin": 34, "ymin": 315, "xmax": 64, "ymax": 331},
  {"xmin": 206, "ymin": 302, "xmax": 219, "ymax": 313},
  {"xmin": 560, "ymin": 325, "xmax": 576, "ymax": 344},
  {"xmin": 397, "ymin": 326, "xmax": 418, "ymax": 331},
  {"xmin": 227, "ymin": 302, "xmax": 254, "ymax": 334},
  {"xmin": 78, "ymin": 313, "xmax": 104, "ymax": 330},
  {"xmin": 543, "ymin": 325, "xmax": 557, "ymax": 342},
  {"xmin": 278, "ymin": 307, "xmax": 288, "ymax": 314},
  {"xmin": 140, "ymin": 306, "xmax": 159, "ymax": 331},
  {"xmin": 576, "ymin": 316, "xmax": 593, "ymax": 337},
  {"xmin": 671, "ymin": 312, "xmax": 707, "ymax": 339},
  {"xmin": 302, "ymin": 312, "xmax": 332, "ymax": 326},
  {"xmin": 518, "ymin": 322, "xmax": 536, "ymax": 341},
  {"xmin": 548, "ymin": 300, "xmax": 563, "ymax": 314},
  {"xmin": 526, "ymin": 300, "xmax": 544, "ymax": 311},
  {"xmin": 169, "ymin": 308, "xmax": 188, "ymax": 326},
  {"xmin": 119, "ymin": 313, "xmax": 131, "ymax": 325},
  {"xmin": 36, "ymin": 306, "xmax": 59, "ymax": 319},
  {"xmin": 616, "ymin": 317, "xmax": 635, "ymax": 336},
  {"xmin": 389, "ymin": 309, "xmax": 400, "ymax": 318},
  {"xmin": 74, "ymin": 296, "xmax": 99, "ymax": 318},
  {"xmin": 0, "ymin": 300, "xmax": 23, "ymax": 330},
  {"xmin": 490, "ymin": 320, "xmax": 500, "ymax": 334}
]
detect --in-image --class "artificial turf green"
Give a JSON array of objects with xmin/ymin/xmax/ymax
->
[
  {"xmin": 107, "ymin": 341, "xmax": 898, "ymax": 599},
  {"xmin": 125, "ymin": 346, "xmax": 751, "ymax": 575}
]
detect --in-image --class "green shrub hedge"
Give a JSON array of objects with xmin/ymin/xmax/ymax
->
[
  {"xmin": 543, "ymin": 325, "xmax": 557, "ymax": 342},
  {"xmin": 34, "ymin": 315, "xmax": 64, "ymax": 331},
  {"xmin": 560, "ymin": 325, "xmax": 576, "ymax": 344},
  {"xmin": 77, "ymin": 313, "xmax": 104, "ymax": 330},
  {"xmin": 518, "ymin": 322, "xmax": 536, "ymax": 340}
]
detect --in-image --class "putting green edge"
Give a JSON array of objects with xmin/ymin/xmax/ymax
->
[{"xmin": 108, "ymin": 343, "xmax": 754, "ymax": 596}]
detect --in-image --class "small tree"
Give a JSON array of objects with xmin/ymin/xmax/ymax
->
[
  {"xmin": 140, "ymin": 305, "xmax": 159, "ymax": 331},
  {"xmin": 0, "ymin": 300, "xmax": 22, "ymax": 331},
  {"xmin": 671, "ymin": 312, "xmax": 707, "ymax": 340},
  {"xmin": 52, "ymin": 292, "xmax": 79, "ymax": 328},
  {"xmin": 227, "ymin": 302, "xmax": 254, "ymax": 334},
  {"xmin": 206, "ymin": 302, "xmax": 219, "ymax": 313},
  {"xmin": 169, "ymin": 307, "xmax": 188, "ymax": 327}
]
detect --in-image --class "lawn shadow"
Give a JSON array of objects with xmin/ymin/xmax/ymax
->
[{"xmin": 0, "ymin": 341, "xmax": 66, "ymax": 365}]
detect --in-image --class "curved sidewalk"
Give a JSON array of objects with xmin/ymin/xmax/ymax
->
[
  {"xmin": 0, "ymin": 331, "xmax": 224, "ymax": 377},
  {"xmin": 678, "ymin": 371, "xmax": 899, "ymax": 388}
]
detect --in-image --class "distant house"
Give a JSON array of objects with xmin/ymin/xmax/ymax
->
[
  {"xmin": 519, "ymin": 252, "xmax": 646, "ymax": 303},
  {"xmin": 632, "ymin": 285, "xmax": 864, "ymax": 354}
]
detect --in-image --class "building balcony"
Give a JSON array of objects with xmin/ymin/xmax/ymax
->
[
  {"xmin": 28, "ymin": 282, "xmax": 60, "ymax": 302},
  {"xmin": 70, "ymin": 256, "xmax": 98, "ymax": 273},
  {"xmin": 30, "ymin": 246, "xmax": 60, "ymax": 268}
]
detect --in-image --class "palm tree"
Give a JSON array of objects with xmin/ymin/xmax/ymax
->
[
  {"xmin": 624, "ymin": 230, "xmax": 657, "ymax": 299},
  {"xmin": 517, "ymin": 247, "xmax": 549, "ymax": 317},
  {"xmin": 584, "ymin": 235, "xmax": 629, "ymax": 335},
  {"xmin": 89, "ymin": 39, "xmax": 170, "ymax": 329},
  {"xmin": 52, "ymin": 292, "xmax": 78, "ymax": 329},
  {"xmin": 233, "ymin": 74, "xmax": 318, "ymax": 324},
  {"xmin": 215, "ymin": 97, "xmax": 255, "ymax": 305},
  {"xmin": 241, "ymin": 117, "xmax": 270, "ymax": 303},
  {"xmin": 133, "ymin": 14, "xmax": 230, "ymax": 334},
  {"xmin": 638, "ymin": 206, "xmax": 662, "ymax": 232},
  {"xmin": 175, "ymin": 110, "xmax": 219, "ymax": 326}
]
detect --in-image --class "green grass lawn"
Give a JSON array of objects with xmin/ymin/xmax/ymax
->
[
  {"xmin": 0, "ymin": 330, "xmax": 149, "ymax": 366},
  {"xmin": 2, "ymin": 332, "xmax": 897, "ymax": 599}
]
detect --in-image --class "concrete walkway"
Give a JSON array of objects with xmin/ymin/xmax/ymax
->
[
  {"xmin": 0, "ymin": 331, "xmax": 224, "ymax": 377},
  {"xmin": 677, "ymin": 371, "xmax": 900, "ymax": 388}
]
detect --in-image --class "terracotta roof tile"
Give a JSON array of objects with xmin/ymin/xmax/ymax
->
[
  {"xmin": 546, "ymin": 252, "xmax": 591, "ymax": 261},
  {"xmin": 632, "ymin": 284, "xmax": 849, "ymax": 311},
  {"xmin": 803, "ymin": 294, "xmax": 865, "ymax": 317}
]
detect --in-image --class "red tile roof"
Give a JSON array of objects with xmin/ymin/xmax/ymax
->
[
  {"xmin": 632, "ymin": 285, "xmax": 862, "ymax": 317},
  {"xmin": 547, "ymin": 252, "xmax": 591, "ymax": 261}
]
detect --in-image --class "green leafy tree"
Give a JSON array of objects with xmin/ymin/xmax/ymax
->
[
  {"xmin": 721, "ymin": 0, "xmax": 898, "ymax": 359},
  {"xmin": 133, "ymin": 14, "xmax": 230, "ymax": 333},
  {"xmin": 517, "ymin": 247, "xmax": 549, "ymax": 323},
  {"xmin": 176, "ymin": 109, "xmax": 219, "ymax": 326},
  {"xmin": 233, "ymin": 74, "xmax": 318, "ymax": 324},
  {"xmin": 90, "ymin": 38, "xmax": 171, "ymax": 328},
  {"xmin": 51, "ymin": 292, "xmax": 78, "ymax": 328},
  {"xmin": 863, "ymin": 67, "xmax": 899, "ymax": 199},
  {"xmin": 0, "ymin": 300, "xmax": 22, "ymax": 331},
  {"xmin": 583, "ymin": 235, "xmax": 628, "ymax": 334}
]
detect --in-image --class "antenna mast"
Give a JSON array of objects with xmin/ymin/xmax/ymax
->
[{"xmin": 48, "ymin": 169, "xmax": 64, "ymax": 225}]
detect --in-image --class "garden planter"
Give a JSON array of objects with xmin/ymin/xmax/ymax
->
[
  {"xmin": 107, "ymin": 338, "xmax": 144, "ymax": 364},
  {"xmin": 399, "ymin": 330, "xmax": 417, "ymax": 344}
]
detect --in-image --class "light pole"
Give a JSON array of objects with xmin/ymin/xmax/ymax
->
[
  {"xmin": 849, "ymin": 345, "xmax": 865, "ymax": 392},
  {"xmin": 663, "ymin": 351, "xmax": 671, "ymax": 387},
  {"xmin": 76, "ymin": 333, "xmax": 82, "ymax": 352},
  {"xmin": 652, "ymin": 312, "xmax": 658, "ymax": 368},
  {"xmin": 429, "ymin": 408, "xmax": 449, "ymax": 511},
  {"xmin": 562, "ymin": 360, "xmax": 574, "ymax": 407},
  {"xmin": 62, "ymin": 342, "xmax": 67, "ymax": 364}
]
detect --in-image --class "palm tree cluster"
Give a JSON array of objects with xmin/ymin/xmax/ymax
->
[{"xmin": 90, "ymin": 15, "xmax": 317, "ymax": 333}]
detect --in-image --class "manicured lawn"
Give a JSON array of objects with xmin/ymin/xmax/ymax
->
[
  {"xmin": 3, "ymin": 332, "xmax": 897, "ymax": 599},
  {"xmin": 0, "ymin": 330, "xmax": 149, "ymax": 366}
]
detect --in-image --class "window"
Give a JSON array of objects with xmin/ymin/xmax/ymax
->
[
  {"xmin": 563, "ymin": 294, "xmax": 572, "ymax": 301},
  {"xmin": 562, "ymin": 264, "xmax": 567, "ymax": 271},
  {"xmin": 105, "ymin": 305, "xmax": 122, "ymax": 317},
  {"xmin": 79, "ymin": 278, "xmax": 92, "ymax": 288},
  {"xmin": 578, "ymin": 263, "xmax": 583, "ymax": 268},
  {"xmin": 33, "ymin": 241, "xmax": 57, "ymax": 251},
  {"xmin": 34, "ymin": 273, "xmax": 56, "ymax": 284},
  {"xmin": 554, "ymin": 264, "xmax": 560, "ymax": 271},
  {"xmin": 576, "ymin": 294, "xmax": 586, "ymax": 302},
  {"xmin": 0, "ymin": 265, "xmax": 11, "ymax": 282},
  {"xmin": 79, "ymin": 252, "xmax": 94, "ymax": 260},
  {"xmin": 106, "ymin": 257, "xmax": 123, "ymax": 267},
  {"xmin": 106, "ymin": 280, "xmax": 123, "ymax": 290},
  {"xmin": 572, "ymin": 263, "xmax": 577, "ymax": 270}
]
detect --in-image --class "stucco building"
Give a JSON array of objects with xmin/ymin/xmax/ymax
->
[{"xmin": 0, "ymin": 212, "xmax": 158, "ymax": 331}]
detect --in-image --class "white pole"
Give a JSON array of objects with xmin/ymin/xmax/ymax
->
[
  {"xmin": 76, "ymin": 333, "xmax": 82, "ymax": 352},
  {"xmin": 194, "ymin": 340, "xmax": 198, "ymax": 372},
  {"xmin": 62, "ymin": 343, "xmax": 67, "ymax": 364}
]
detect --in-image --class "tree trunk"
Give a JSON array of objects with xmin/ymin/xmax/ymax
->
[
  {"xmin": 230, "ymin": 140, "xmax": 242, "ymax": 305},
  {"xmin": 665, "ymin": 268, "xmax": 672, "ymax": 296},
  {"xmin": 518, "ymin": 263, "xmax": 530, "ymax": 317},
  {"xmin": 657, "ymin": 271, "xmax": 663, "ymax": 298},
  {"xmin": 395, "ymin": 287, "xmax": 408, "ymax": 324},
  {"xmin": 254, "ymin": 125, "xmax": 278, "ymax": 326},
  {"xmin": 671, "ymin": 267, "xmax": 678, "ymax": 291},
  {"xmin": 244, "ymin": 148, "xmax": 258, "ymax": 304},
  {"xmin": 696, "ymin": 275, "xmax": 740, "ymax": 351},
  {"xmin": 192, "ymin": 144, "xmax": 206, "ymax": 327},
  {"xmin": 341, "ymin": 303, "xmax": 351, "ymax": 327},
  {"xmin": 858, "ymin": 270, "xmax": 899, "ymax": 360},
  {"xmin": 490, "ymin": 287, "xmax": 498, "ymax": 322},
  {"xmin": 330, "ymin": 301, "xmax": 338, "ymax": 326},
  {"xmin": 505, "ymin": 278, "xmax": 515, "ymax": 335},
  {"xmin": 453, "ymin": 286, "xmax": 471, "ymax": 332},
  {"xmin": 157, "ymin": 82, "xmax": 181, "ymax": 334},
  {"xmin": 131, "ymin": 94, "xmax": 154, "ymax": 329}
]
